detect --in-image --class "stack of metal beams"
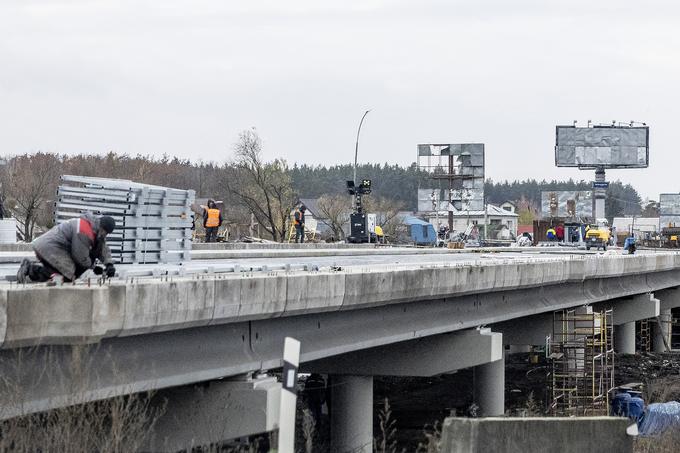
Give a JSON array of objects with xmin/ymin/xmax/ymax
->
[{"xmin": 55, "ymin": 175, "xmax": 195, "ymax": 264}]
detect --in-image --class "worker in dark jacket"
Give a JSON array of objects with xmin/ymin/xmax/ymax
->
[
  {"xmin": 17, "ymin": 213, "xmax": 116, "ymax": 285},
  {"xmin": 202, "ymin": 199, "xmax": 222, "ymax": 243},
  {"xmin": 294, "ymin": 205, "xmax": 306, "ymax": 243}
]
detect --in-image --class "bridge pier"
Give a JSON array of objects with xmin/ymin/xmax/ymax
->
[
  {"xmin": 608, "ymin": 293, "xmax": 660, "ymax": 355},
  {"xmin": 303, "ymin": 328, "xmax": 503, "ymax": 450},
  {"xmin": 652, "ymin": 309, "xmax": 672, "ymax": 352},
  {"xmin": 330, "ymin": 375, "xmax": 373, "ymax": 453},
  {"xmin": 616, "ymin": 322, "xmax": 636, "ymax": 355},
  {"xmin": 653, "ymin": 288, "xmax": 680, "ymax": 352},
  {"xmin": 473, "ymin": 354, "xmax": 505, "ymax": 416}
]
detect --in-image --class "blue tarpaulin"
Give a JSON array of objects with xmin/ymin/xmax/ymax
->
[
  {"xmin": 403, "ymin": 216, "xmax": 436, "ymax": 245},
  {"xmin": 638, "ymin": 401, "xmax": 680, "ymax": 437}
]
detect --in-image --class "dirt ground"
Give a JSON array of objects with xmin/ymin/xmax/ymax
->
[
  {"xmin": 372, "ymin": 352, "xmax": 680, "ymax": 451},
  {"xmin": 290, "ymin": 351, "xmax": 680, "ymax": 452}
]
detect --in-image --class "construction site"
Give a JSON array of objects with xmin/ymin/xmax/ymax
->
[
  {"xmin": 0, "ymin": 121, "xmax": 674, "ymax": 453},
  {"xmin": 4, "ymin": 1, "xmax": 680, "ymax": 452}
]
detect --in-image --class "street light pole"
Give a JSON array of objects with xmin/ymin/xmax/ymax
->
[{"xmin": 353, "ymin": 110, "xmax": 371, "ymax": 186}]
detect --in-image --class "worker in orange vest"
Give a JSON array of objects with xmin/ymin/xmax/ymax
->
[
  {"xmin": 203, "ymin": 199, "xmax": 222, "ymax": 243},
  {"xmin": 294, "ymin": 205, "xmax": 306, "ymax": 243}
]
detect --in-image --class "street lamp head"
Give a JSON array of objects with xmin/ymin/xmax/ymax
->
[{"xmin": 353, "ymin": 109, "xmax": 372, "ymax": 185}]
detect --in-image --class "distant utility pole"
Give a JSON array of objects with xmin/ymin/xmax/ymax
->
[{"xmin": 353, "ymin": 110, "xmax": 371, "ymax": 186}]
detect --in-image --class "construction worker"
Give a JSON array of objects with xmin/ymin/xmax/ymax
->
[
  {"xmin": 294, "ymin": 205, "xmax": 306, "ymax": 243},
  {"xmin": 546, "ymin": 227, "xmax": 557, "ymax": 242},
  {"xmin": 203, "ymin": 199, "xmax": 222, "ymax": 243},
  {"xmin": 16, "ymin": 213, "xmax": 116, "ymax": 285},
  {"xmin": 375, "ymin": 224, "xmax": 385, "ymax": 244}
]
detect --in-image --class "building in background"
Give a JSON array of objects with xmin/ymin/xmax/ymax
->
[
  {"xmin": 425, "ymin": 204, "xmax": 518, "ymax": 239},
  {"xmin": 500, "ymin": 201, "xmax": 517, "ymax": 214}
]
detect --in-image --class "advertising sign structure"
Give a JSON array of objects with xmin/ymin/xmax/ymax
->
[
  {"xmin": 417, "ymin": 143, "xmax": 485, "ymax": 212},
  {"xmin": 660, "ymin": 193, "xmax": 680, "ymax": 228},
  {"xmin": 541, "ymin": 191, "xmax": 593, "ymax": 219},
  {"xmin": 555, "ymin": 126, "xmax": 649, "ymax": 169}
]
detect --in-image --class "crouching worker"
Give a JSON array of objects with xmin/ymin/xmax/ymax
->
[{"xmin": 16, "ymin": 214, "xmax": 116, "ymax": 285}]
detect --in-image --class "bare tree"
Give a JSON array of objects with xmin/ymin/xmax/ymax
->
[
  {"xmin": 365, "ymin": 196, "xmax": 405, "ymax": 238},
  {"xmin": 3, "ymin": 153, "xmax": 61, "ymax": 241},
  {"xmin": 0, "ymin": 345, "xmax": 165, "ymax": 452},
  {"xmin": 316, "ymin": 193, "xmax": 351, "ymax": 240},
  {"xmin": 223, "ymin": 130, "xmax": 296, "ymax": 242}
]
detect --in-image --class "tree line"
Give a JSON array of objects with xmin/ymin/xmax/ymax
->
[{"xmin": 0, "ymin": 130, "xmax": 644, "ymax": 241}]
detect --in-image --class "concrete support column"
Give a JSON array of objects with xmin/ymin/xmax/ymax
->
[
  {"xmin": 653, "ymin": 309, "xmax": 672, "ymax": 352},
  {"xmin": 474, "ymin": 355, "xmax": 505, "ymax": 416},
  {"xmin": 331, "ymin": 375, "xmax": 373, "ymax": 453},
  {"xmin": 616, "ymin": 322, "xmax": 636, "ymax": 354}
]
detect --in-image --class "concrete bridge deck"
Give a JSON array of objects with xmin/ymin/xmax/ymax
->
[
  {"xmin": 0, "ymin": 245, "xmax": 662, "ymax": 278},
  {"xmin": 0, "ymin": 248, "xmax": 678, "ymax": 450},
  {"xmin": 2, "ymin": 249, "xmax": 678, "ymax": 348}
]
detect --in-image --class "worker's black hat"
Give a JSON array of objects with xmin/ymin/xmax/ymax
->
[{"xmin": 100, "ymin": 216, "xmax": 116, "ymax": 234}]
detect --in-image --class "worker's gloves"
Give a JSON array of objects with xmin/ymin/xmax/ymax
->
[{"xmin": 93, "ymin": 264, "xmax": 115, "ymax": 278}]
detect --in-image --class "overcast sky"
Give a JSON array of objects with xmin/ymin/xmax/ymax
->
[{"xmin": 1, "ymin": 0, "xmax": 678, "ymax": 199}]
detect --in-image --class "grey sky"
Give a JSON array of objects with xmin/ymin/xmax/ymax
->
[{"xmin": 1, "ymin": 0, "xmax": 679, "ymax": 199}]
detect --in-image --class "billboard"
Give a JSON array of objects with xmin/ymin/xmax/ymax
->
[
  {"xmin": 418, "ymin": 189, "xmax": 449, "ymax": 213},
  {"xmin": 660, "ymin": 193, "xmax": 680, "ymax": 227},
  {"xmin": 417, "ymin": 144, "xmax": 485, "ymax": 212},
  {"xmin": 555, "ymin": 126, "xmax": 649, "ymax": 168},
  {"xmin": 541, "ymin": 191, "xmax": 593, "ymax": 218}
]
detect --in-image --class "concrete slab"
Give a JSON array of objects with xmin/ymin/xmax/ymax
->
[
  {"xmin": 152, "ymin": 278, "xmax": 215, "ymax": 332},
  {"xmin": 0, "ymin": 251, "xmax": 678, "ymax": 349},
  {"xmin": 119, "ymin": 282, "xmax": 159, "ymax": 336},
  {"xmin": 211, "ymin": 276, "xmax": 241, "ymax": 322},
  {"xmin": 284, "ymin": 272, "xmax": 345, "ymax": 315},
  {"xmin": 610, "ymin": 293, "xmax": 660, "ymax": 325},
  {"xmin": 147, "ymin": 376, "xmax": 280, "ymax": 452},
  {"xmin": 655, "ymin": 287, "xmax": 680, "ymax": 310},
  {"xmin": 303, "ymin": 328, "xmax": 502, "ymax": 376},
  {"xmin": 493, "ymin": 313, "xmax": 553, "ymax": 346},
  {"xmin": 237, "ymin": 274, "xmax": 287, "ymax": 320},
  {"xmin": 4, "ymin": 286, "xmax": 113, "ymax": 347},
  {"xmin": 440, "ymin": 417, "xmax": 633, "ymax": 453}
]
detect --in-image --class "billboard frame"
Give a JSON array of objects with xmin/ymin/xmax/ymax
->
[{"xmin": 554, "ymin": 125, "xmax": 649, "ymax": 169}]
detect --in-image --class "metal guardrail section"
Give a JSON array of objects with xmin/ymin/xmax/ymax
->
[{"xmin": 55, "ymin": 175, "xmax": 195, "ymax": 264}]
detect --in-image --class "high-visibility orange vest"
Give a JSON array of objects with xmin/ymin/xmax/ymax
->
[{"xmin": 206, "ymin": 208, "xmax": 220, "ymax": 228}]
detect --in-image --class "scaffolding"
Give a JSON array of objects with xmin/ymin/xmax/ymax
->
[
  {"xmin": 550, "ymin": 307, "xmax": 615, "ymax": 416},
  {"xmin": 637, "ymin": 319, "xmax": 652, "ymax": 353},
  {"xmin": 672, "ymin": 308, "xmax": 680, "ymax": 350}
]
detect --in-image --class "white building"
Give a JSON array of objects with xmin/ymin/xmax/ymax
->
[
  {"xmin": 500, "ymin": 201, "xmax": 517, "ymax": 214},
  {"xmin": 426, "ymin": 204, "xmax": 519, "ymax": 239}
]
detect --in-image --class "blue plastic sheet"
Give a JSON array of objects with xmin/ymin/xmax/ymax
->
[
  {"xmin": 612, "ymin": 392, "xmax": 645, "ymax": 421},
  {"xmin": 638, "ymin": 401, "xmax": 680, "ymax": 437}
]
